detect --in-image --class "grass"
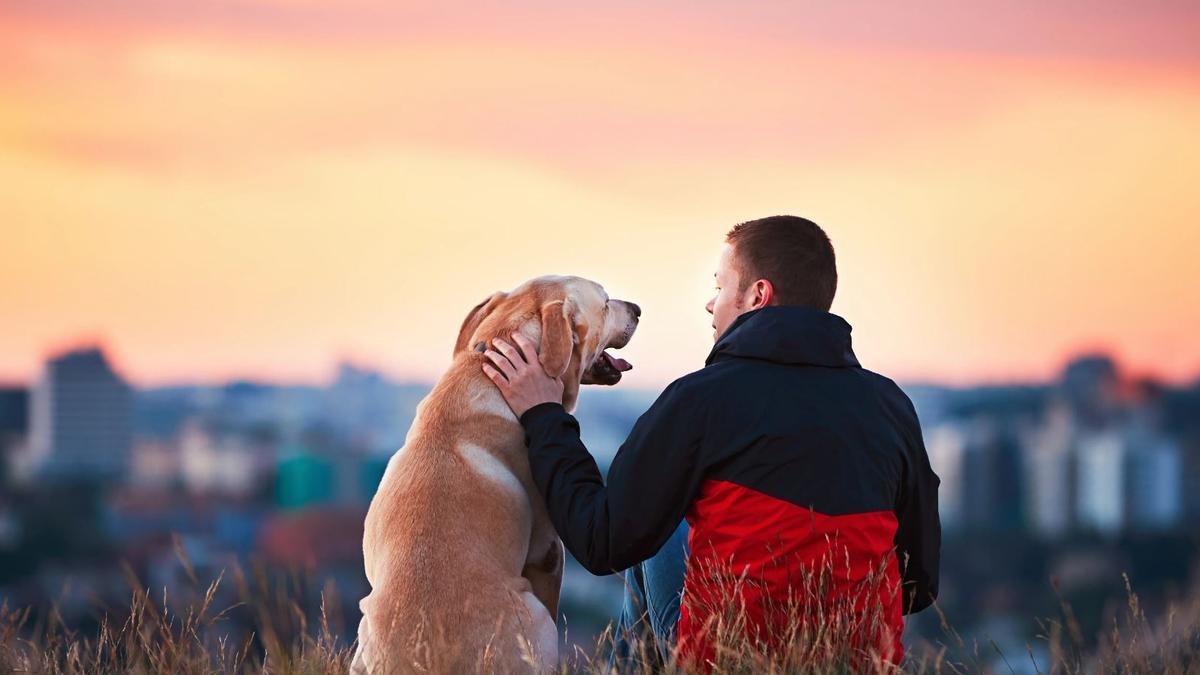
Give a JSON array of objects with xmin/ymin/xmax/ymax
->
[{"xmin": 2, "ymin": 546, "xmax": 1199, "ymax": 674}]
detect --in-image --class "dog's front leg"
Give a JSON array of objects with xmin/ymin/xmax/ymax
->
[{"xmin": 521, "ymin": 537, "xmax": 564, "ymax": 621}]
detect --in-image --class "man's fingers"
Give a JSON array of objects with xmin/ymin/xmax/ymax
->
[
  {"xmin": 483, "ymin": 349, "xmax": 517, "ymax": 378},
  {"xmin": 492, "ymin": 337, "xmax": 528, "ymax": 366},
  {"xmin": 481, "ymin": 363, "xmax": 508, "ymax": 384},
  {"xmin": 511, "ymin": 334, "xmax": 537, "ymax": 363}
]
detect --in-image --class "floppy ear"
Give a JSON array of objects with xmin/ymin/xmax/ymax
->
[
  {"xmin": 454, "ymin": 291, "xmax": 505, "ymax": 355},
  {"xmin": 538, "ymin": 299, "xmax": 576, "ymax": 379}
]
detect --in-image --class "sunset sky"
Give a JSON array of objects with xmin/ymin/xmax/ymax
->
[{"xmin": 2, "ymin": 1, "xmax": 1198, "ymax": 389}]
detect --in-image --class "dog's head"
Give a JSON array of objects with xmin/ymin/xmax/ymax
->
[{"xmin": 455, "ymin": 275, "xmax": 640, "ymax": 412}]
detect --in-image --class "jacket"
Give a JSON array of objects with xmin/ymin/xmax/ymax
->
[{"xmin": 519, "ymin": 305, "xmax": 941, "ymax": 665}]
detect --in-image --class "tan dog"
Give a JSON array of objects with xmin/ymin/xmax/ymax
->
[{"xmin": 351, "ymin": 275, "xmax": 639, "ymax": 674}]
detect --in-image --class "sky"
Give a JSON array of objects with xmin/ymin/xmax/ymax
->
[{"xmin": 2, "ymin": 1, "xmax": 1199, "ymax": 389}]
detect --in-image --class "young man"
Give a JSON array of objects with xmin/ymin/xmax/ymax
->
[{"xmin": 482, "ymin": 216, "xmax": 940, "ymax": 667}]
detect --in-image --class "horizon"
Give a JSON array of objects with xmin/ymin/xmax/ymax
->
[{"xmin": 3, "ymin": 339, "xmax": 1194, "ymax": 393}]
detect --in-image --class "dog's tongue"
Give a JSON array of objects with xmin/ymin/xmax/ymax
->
[{"xmin": 602, "ymin": 351, "xmax": 633, "ymax": 372}]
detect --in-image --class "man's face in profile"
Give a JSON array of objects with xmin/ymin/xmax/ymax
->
[{"xmin": 705, "ymin": 244, "xmax": 746, "ymax": 342}]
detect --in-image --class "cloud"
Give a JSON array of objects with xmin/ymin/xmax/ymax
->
[{"xmin": 3, "ymin": 0, "xmax": 1198, "ymax": 67}]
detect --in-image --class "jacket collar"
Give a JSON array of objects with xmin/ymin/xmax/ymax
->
[{"xmin": 704, "ymin": 305, "xmax": 860, "ymax": 368}]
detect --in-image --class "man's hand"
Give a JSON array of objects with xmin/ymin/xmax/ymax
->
[{"xmin": 481, "ymin": 333, "xmax": 565, "ymax": 418}]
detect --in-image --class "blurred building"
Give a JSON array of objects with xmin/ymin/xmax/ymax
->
[
  {"xmin": 959, "ymin": 420, "xmax": 1026, "ymax": 532},
  {"xmin": 915, "ymin": 354, "xmax": 1195, "ymax": 541},
  {"xmin": 275, "ymin": 440, "xmax": 387, "ymax": 509},
  {"xmin": 0, "ymin": 387, "xmax": 27, "ymax": 436},
  {"xmin": 327, "ymin": 362, "xmax": 411, "ymax": 452},
  {"xmin": 178, "ymin": 419, "xmax": 273, "ymax": 496},
  {"xmin": 0, "ymin": 387, "xmax": 29, "ymax": 483},
  {"xmin": 0, "ymin": 388, "xmax": 24, "ymax": 549},
  {"xmin": 1023, "ymin": 356, "xmax": 1188, "ymax": 538},
  {"xmin": 1025, "ymin": 405, "xmax": 1077, "ymax": 538},
  {"xmin": 1122, "ymin": 380, "xmax": 1184, "ymax": 531},
  {"xmin": 1061, "ymin": 354, "xmax": 1122, "ymax": 428},
  {"xmin": 1124, "ymin": 435, "xmax": 1182, "ymax": 530},
  {"xmin": 130, "ymin": 438, "xmax": 179, "ymax": 490},
  {"xmin": 258, "ymin": 507, "xmax": 366, "ymax": 569},
  {"xmin": 1182, "ymin": 436, "xmax": 1200, "ymax": 521},
  {"xmin": 1075, "ymin": 431, "xmax": 1126, "ymax": 536},
  {"xmin": 924, "ymin": 422, "xmax": 966, "ymax": 530},
  {"xmin": 25, "ymin": 348, "xmax": 132, "ymax": 482},
  {"xmin": 276, "ymin": 448, "xmax": 336, "ymax": 509}
]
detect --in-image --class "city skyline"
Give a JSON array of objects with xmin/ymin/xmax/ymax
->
[
  {"xmin": 1, "ymin": 338, "xmax": 1196, "ymax": 391},
  {"xmin": 3, "ymin": 337, "xmax": 1198, "ymax": 670}
]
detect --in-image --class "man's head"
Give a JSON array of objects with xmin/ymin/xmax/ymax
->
[{"xmin": 706, "ymin": 215, "xmax": 837, "ymax": 341}]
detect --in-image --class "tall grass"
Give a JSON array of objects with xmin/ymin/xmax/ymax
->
[
  {"xmin": 2, "ymin": 545, "xmax": 1198, "ymax": 674},
  {"xmin": 0, "ymin": 542, "xmax": 354, "ymax": 674}
]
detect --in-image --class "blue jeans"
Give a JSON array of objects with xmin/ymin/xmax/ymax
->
[{"xmin": 610, "ymin": 520, "xmax": 690, "ymax": 668}]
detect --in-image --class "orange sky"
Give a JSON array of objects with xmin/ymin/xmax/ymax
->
[{"xmin": 2, "ymin": 1, "xmax": 1199, "ymax": 388}]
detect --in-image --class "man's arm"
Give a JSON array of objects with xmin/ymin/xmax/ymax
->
[
  {"xmin": 519, "ymin": 381, "xmax": 706, "ymax": 575},
  {"xmin": 891, "ymin": 395, "xmax": 942, "ymax": 614}
]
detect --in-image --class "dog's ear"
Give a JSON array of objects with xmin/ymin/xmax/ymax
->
[
  {"xmin": 538, "ymin": 298, "xmax": 576, "ymax": 379},
  {"xmin": 454, "ymin": 291, "xmax": 505, "ymax": 356}
]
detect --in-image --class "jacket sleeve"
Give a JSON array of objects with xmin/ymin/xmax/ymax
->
[
  {"xmin": 891, "ymin": 394, "xmax": 942, "ymax": 614},
  {"xmin": 519, "ymin": 381, "xmax": 706, "ymax": 575}
]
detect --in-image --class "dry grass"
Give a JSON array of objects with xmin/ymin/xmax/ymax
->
[
  {"xmin": 0, "ymin": 542, "xmax": 355, "ymax": 674},
  {"xmin": 2, "ymin": 546, "xmax": 1199, "ymax": 674}
]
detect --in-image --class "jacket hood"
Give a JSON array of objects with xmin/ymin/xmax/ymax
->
[{"xmin": 705, "ymin": 305, "xmax": 860, "ymax": 368}]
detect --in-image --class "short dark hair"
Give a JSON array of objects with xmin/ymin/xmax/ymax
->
[{"xmin": 725, "ymin": 215, "xmax": 837, "ymax": 311}]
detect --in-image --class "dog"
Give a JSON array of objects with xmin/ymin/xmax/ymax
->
[{"xmin": 351, "ymin": 275, "xmax": 639, "ymax": 674}]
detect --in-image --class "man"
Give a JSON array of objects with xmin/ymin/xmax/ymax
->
[{"xmin": 481, "ymin": 215, "xmax": 940, "ymax": 668}]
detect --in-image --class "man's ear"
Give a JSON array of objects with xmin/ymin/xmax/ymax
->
[
  {"xmin": 538, "ymin": 298, "xmax": 576, "ymax": 379},
  {"xmin": 454, "ymin": 291, "xmax": 505, "ymax": 355},
  {"xmin": 748, "ymin": 278, "xmax": 775, "ymax": 310}
]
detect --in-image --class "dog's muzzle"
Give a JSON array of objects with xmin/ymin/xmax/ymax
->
[{"xmin": 581, "ymin": 302, "xmax": 638, "ymax": 385}]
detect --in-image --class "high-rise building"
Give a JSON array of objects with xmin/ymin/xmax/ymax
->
[
  {"xmin": 1123, "ymin": 382, "xmax": 1184, "ymax": 530},
  {"xmin": 1125, "ymin": 435, "xmax": 1182, "ymax": 530},
  {"xmin": 0, "ymin": 387, "xmax": 29, "ymax": 483},
  {"xmin": 1026, "ymin": 405, "xmax": 1076, "ymax": 538},
  {"xmin": 924, "ymin": 422, "xmax": 966, "ymax": 531},
  {"xmin": 1075, "ymin": 431, "xmax": 1125, "ymax": 535},
  {"xmin": 26, "ymin": 347, "xmax": 133, "ymax": 481},
  {"xmin": 1061, "ymin": 355, "xmax": 1122, "ymax": 429},
  {"xmin": 0, "ymin": 388, "xmax": 27, "ymax": 435},
  {"xmin": 958, "ymin": 420, "xmax": 1026, "ymax": 532}
]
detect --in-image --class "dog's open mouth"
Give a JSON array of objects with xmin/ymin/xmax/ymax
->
[{"xmin": 581, "ymin": 349, "xmax": 632, "ymax": 386}]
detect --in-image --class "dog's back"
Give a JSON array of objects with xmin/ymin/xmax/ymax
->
[{"xmin": 352, "ymin": 363, "xmax": 556, "ymax": 674}]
